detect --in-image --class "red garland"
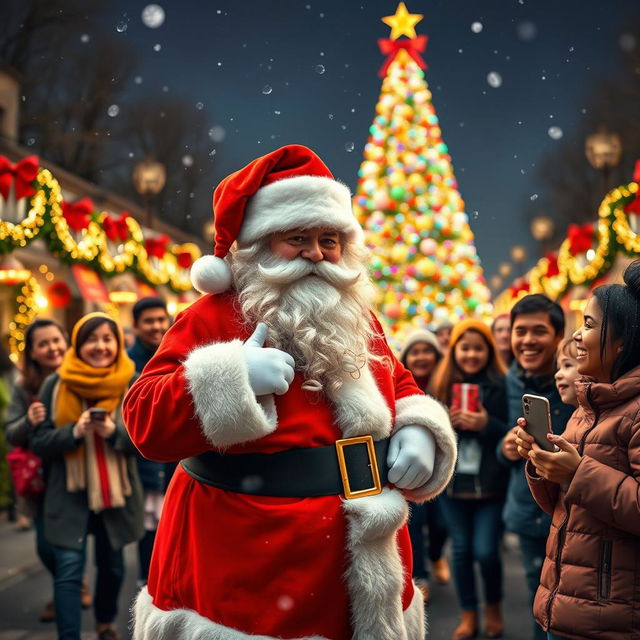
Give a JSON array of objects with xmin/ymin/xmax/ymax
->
[
  {"xmin": 103, "ymin": 212, "xmax": 130, "ymax": 243},
  {"xmin": 545, "ymin": 252, "xmax": 559, "ymax": 278},
  {"xmin": 61, "ymin": 197, "xmax": 94, "ymax": 232},
  {"xmin": 0, "ymin": 155, "xmax": 38, "ymax": 200},
  {"xmin": 378, "ymin": 35, "xmax": 428, "ymax": 78},
  {"xmin": 567, "ymin": 223, "xmax": 594, "ymax": 256},
  {"xmin": 176, "ymin": 252, "xmax": 193, "ymax": 269},
  {"xmin": 145, "ymin": 235, "xmax": 171, "ymax": 258},
  {"xmin": 510, "ymin": 281, "xmax": 530, "ymax": 298},
  {"xmin": 623, "ymin": 159, "xmax": 640, "ymax": 216}
]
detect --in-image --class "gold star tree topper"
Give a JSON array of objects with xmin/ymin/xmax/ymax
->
[{"xmin": 382, "ymin": 2, "xmax": 424, "ymax": 41}]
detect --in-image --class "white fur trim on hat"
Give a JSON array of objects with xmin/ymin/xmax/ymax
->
[
  {"xmin": 190, "ymin": 255, "xmax": 232, "ymax": 295},
  {"xmin": 238, "ymin": 175, "xmax": 360, "ymax": 246}
]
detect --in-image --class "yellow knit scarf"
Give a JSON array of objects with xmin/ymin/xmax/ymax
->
[{"xmin": 55, "ymin": 313, "xmax": 135, "ymax": 512}]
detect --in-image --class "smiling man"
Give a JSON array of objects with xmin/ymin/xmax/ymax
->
[
  {"xmin": 496, "ymin": 294, "xmax": 574, "ymax": 640},
  {"xmin": 123, "ymin": 145, "xmax": 457, "ymax": 640}
]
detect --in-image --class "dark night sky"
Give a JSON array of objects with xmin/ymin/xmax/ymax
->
[{"xmin": 106, "ymin": 0, "xmax": 639, "ymax": 278}]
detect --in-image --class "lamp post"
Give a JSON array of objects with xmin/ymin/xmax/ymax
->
[
  {"xmin": 585, "ymin": 127, "xmax": 622, "ymax": 195},
  {"xmin": 530, "ymin": 215, "xmax": 555, "ymax": 256},
  {"xmin": 498, "ymin": 262, "xmax": 512, "ymax": 279},
  {"xmin": 132, "ymin": 157, "xmax": 167, "ymax": 229},
  {"xmin": 510, "ymin": 245, "xmax": 527, "ymax": 277}
]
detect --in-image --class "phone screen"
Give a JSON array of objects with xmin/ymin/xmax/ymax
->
[{"xmin": 89, "ymin": 408, "xmax": 107, "ymax": 422}]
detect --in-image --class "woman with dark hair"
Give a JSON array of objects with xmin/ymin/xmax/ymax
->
[
  {"xmin": 31, "ymin": 313, "xmax": 143, "ymax": 640},
  {"xmin": 399, "ymin": 330, "xmax": 450, "ymax": 601},
  {"xmin": 6, "ymin": 320, "xmax": 67, "ymax": 530},
  {"xmin": 517, "ymin": 260, "xmax": 640, "ymax": 640},
  {"xmin": 430, "ymin": 319, "xmax": 509, "ymax": 640},
  {"xmin": 3, "ymin": 319, "xmax": 91, "ymax": 621}
]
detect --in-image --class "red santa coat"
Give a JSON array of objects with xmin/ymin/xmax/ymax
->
[{"xmin": 123, "ymin": 292, "xmax": 456, "ymax": 640}]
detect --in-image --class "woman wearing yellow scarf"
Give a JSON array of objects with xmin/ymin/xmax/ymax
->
[{"xmin": 31, "ymin": 313, "xmax": 144, "ymax": 640}]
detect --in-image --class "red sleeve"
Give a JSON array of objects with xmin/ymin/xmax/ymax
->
[
  {"xmin": 123, "ymin": 300, "xmax": 223, "ymax": 461},
  {"xmin": 369, "ymin": 314, "xmax": 422, "ymax": 401}
]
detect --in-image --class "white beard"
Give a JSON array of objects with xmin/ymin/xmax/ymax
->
[{"xmin": 229, "ymin": 241, "xmax": 384, "ymax": 395}]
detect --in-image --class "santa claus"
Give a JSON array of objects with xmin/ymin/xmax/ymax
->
[{"xmin": 123, "ymin": 144, "xmax": 456, "ymax": 640}]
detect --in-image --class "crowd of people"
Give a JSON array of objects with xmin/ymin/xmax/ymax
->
[
  {"xmin": 1, "ymin": 298, "xmax": 172, "ymax": 640},
  {"xmin": 0, "ymin": 144, "xmax": 638, "ymax": 640}
]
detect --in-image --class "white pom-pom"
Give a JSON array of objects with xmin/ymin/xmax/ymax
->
[{"xmin": 190, "ymin": 255, "xmax": 232, "ymax": 294}]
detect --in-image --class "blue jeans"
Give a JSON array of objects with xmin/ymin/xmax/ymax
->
[
  {"xmin": 34, "ymin": 512, "xmax": 56, "ymax": 575},
  {"xmin": 408, "ymin": 497, "xmax": 448, "ymax": 580},
  {"xmin": 519, "ymin": 534, "xmax": 548, "ymax": 640},
  {"xmin": 440, "ymin": 496, "xmax": 503, "ymax": 610},
  {"xmin": 52, "ymin": 514, "xmax": 124, "ymax": 640}
]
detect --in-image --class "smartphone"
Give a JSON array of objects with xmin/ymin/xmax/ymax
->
[
  {"xmin": 451, "ymin": 383, "xmax": 481, "ymax": 412},
  {"xmin": 521, "ymin": 394, "xmax": 554, "ymax": 452},
  {"xmin": 89, "ymin": 407, "xmax": 107, "ymax": 422}
]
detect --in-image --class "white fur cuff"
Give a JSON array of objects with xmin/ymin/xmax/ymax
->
[
  {"xmin": 183, "ymin": 339, "xmax": 277, "ymax": 449},
  {"xmin": 394, "ymin": 394, "xmax": 457, "ymax": 502}
]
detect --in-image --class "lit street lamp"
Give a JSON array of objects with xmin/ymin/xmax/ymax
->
[
  {"xmin": 498, "ymin": 262, "xmax": 512, "ymax": 278},
  {"xmin": 585, "ymin": 127, "xmax": 622, "ymax": 195},
  {"xmin": 132, "ymin": 156, "xmax": 167, "ymax": 229},
  {"xmin": 531, "ymin": 215, "xmax": 555, "ymax": 255}
]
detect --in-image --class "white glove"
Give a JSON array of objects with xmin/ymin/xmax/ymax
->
[
  {"xmin": 242, "ymin": 323, "xmax": 295, "ymax": 396},
  {"xmin": 387, "ymin": 425, "xmax": 436, "ymax": 490}
]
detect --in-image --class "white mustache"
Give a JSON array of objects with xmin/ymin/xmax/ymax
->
[{"xmin": 257, "ymin": 258, "xmax": 362, "ymax": 288}]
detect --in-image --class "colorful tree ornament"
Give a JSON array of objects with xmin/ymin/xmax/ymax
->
[{"xmin": 354, "ymin": 4, "xmax": 492, "ymax": 337}]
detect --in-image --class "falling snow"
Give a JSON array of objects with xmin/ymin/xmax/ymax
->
[
  {"xmin": 471, "ymin": 22, "xmax": 483, "ymax": 34},
  {"xmin": 548, "ymin": 126, "xmax": 563, "ymax": 140},
  {"xmin": 141, "ymin": 5, "xmax": 165, "ymax": 29},
  {"xmin": 487, "ymin": 71, "xmax": 502, "ymax": 88}
]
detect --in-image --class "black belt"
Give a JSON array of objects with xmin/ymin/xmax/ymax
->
[{"xmin": 181, "ymin": 435, "xmax": 389, "ymax": 499}]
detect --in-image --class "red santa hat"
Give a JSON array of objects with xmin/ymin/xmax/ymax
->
[{"xmin": 191, "ymin": 144, "xmax": 363, "ymax": 294}]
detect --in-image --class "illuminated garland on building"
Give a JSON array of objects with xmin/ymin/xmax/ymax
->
[
  {"xmin": 0, "ymin": 162, "xmax": 201, "ymax": 291},
  {"xmin": 1, "ymin": 157, "xmax": 202, "ymax": 361},
  {"xmin": 8, "ymin": 275, "xmax": 43, "ymax": 361},
  {"xmin": 494, "ymin": 177, "xmax": 640, "ymax": 312}
]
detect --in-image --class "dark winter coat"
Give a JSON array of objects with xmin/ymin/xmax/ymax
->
[
  {"xmin": 497, "ymin": 361, "xmax": 574, "ymax": 538},
  {"xmin": 528, "ymin": 366, "xmax": 640, "ymax": 640},
  {"xmin": 128, "ymin": 337, "xmax": 175, "ymax": 492},
  {"xmin": 449, "ymin": 371, "xmax": 509, "ymax": 498},
  {"xmin": 30, "ymin": 373, "xmax": 144, "ymax": 551},
  {"xmin": 5, "ymin": 384, "xmax": 36, "ymax": 449},
  {"xmin": 5, "ymin": 384, "xmax": 42, "ymax": 517}
]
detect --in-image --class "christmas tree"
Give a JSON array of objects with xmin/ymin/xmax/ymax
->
[{"xmin": 353, "ymin": 3, "xmax": 492, "ymax": 337}]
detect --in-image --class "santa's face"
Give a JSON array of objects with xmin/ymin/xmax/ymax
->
[
  {"xmin": 230, "ymin": 230, "xmax": 381, "ymax": 395},
  {"xmin": 268, "ymin": 227, "xmax": 342, "ymax": 264}
]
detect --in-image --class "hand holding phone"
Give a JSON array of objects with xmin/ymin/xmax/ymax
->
[
  {"xmin": 89, "ymin": 407, "xmax": 108, "ymax": 423},
  {"xmin": 521, "ymin": 394, "xmax": 555, "ymax": 452}
]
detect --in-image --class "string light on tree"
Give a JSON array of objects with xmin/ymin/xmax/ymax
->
[{"xmin": 353, "ymin": 3, "xmax": 492, "ymax": 336}]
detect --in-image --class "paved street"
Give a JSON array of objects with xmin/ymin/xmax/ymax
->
[{"xmin": 0, "ymin": 521, "xmax": 532, "ymax": 639}]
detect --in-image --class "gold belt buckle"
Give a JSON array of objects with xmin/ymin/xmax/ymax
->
[{"xmin": 335, "ymin": 435, "xmax": 382, "ymax": 500}]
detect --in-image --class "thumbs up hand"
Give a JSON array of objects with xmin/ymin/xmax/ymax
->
[{"xmin": 242, "ymin": 323, "xmax": 295, "ymax": 396}]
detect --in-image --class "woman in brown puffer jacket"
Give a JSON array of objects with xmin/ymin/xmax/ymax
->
[{"xmin": 515, "ymin": 259, "xmax": 640, "ymax": 640}]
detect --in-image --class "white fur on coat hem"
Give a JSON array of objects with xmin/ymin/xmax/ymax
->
[
  {"xmin": 182, "ymin": 339, "xmax": 277, "ymax": 449},
  {"xmin": 132, "ymin": 587, "xmax": 328, "ymax": 640},
  {"xmin": 343, "ymin": 488, "xmax": 411, "ymax": 640},
  {"xmin": 405, "ymin": 583, "xmax": 427, "ymax": 640},
  {"xmin": 394, "ymin": 394, "xmax": 457, "ymax": 502}
]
